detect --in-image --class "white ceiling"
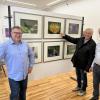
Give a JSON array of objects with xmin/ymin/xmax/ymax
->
[{"xmin": 0, "ymin": 0, "xmax": 82, "ymax": 10}]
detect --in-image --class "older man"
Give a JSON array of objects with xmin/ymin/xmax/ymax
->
[
  {"xmin": 61, "ymin": 28, "xmax": 96, "ymax": 96},
  {"xmin": 0, "ymin": 26, "xmax": 34, "ymax": 100}
]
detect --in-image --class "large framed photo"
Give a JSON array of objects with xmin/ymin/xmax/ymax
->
[
  {"xmin": 64, "ymin": 42, "xmax": 76, "ymax": 59},
  {"xmin": 44, "ymin": 17, "xmax": 65, "ymax": 38},
  {"xmin": 14, "ymin": 12, "xmax": 42, "ymax": 39},
  {"xmin": 65, "ymin": 19, "xmax": 82, "ymax": 37},
  {"xmin": 43, "ymin": 41, "xmax": 63, "ymax": 62},
  {"xmin": 28, "ymin": 42, "xmax": 42, "ymax": 63}
]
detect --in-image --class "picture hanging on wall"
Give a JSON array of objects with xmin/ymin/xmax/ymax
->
[
  {"xmin": 43, "ymin": 41, "xmax": 63, "ymax": 62},
  {"xmin": 3, "ymin": 28, "xmax": 10, "ymax": 37},
  {"xmin": 64, "ymin": 42, "xmax": 76, "ymax": 59},
  {"xmin": 28, "ymin": 42, "xmax": 42, "ymax": 63},
  {"xmin": 65, "ymin": 19, "xmax": 82, "ymax": 38},
  {"xmin": 44, "ymin": 16, "xmax": 65, "ymax": 38},
  {"xmin": 14, "ymin": 12, "xmax": 42, "ymax": 39},
  {"xmin": 2, "ymin": 27, "xmax": 10, "ymax": 41}
]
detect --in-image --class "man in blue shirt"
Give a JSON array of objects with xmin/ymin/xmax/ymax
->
[{"xmin": 0, "ymin": 26, "xmax": 34, "ymax": 100}]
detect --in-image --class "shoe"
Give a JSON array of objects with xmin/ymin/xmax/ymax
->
[
  {"xmin": 89, "ymin": 97, "xmax": 98, "ymax": 100},
  {"xmin": 77, "ymin": 90, "xmax": 86, "ymax": 96},
  {"xmin": 72, "ymin": 87, "xmax": 81, "ymax": 92}
]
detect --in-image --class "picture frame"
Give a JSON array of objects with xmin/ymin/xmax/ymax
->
[
  {"xmin": 65, "ymin": 19, "xmax": 82, "ymax": 38},
  {"xmin": 43, "ymin": 41, "xmax": 63, "ymax": 62},
  {"xmin": 64, "ymin": 42, "xmax": 76, "ymax": 59},
  {"xmin": 28, "ymin": 42, "xmax": 42, "ymax": 63},
  {"xmin": 2, "ymin": 27, "xmax": 10, "ymax": 41},
  {"xmin": 14, "ymin": 12, "xmax": 42, "ymax": 39},
  {"xmin": 44, "ymin": 16, "xmax": 65, "ymax": 38},
  {"xmin": 4, "ymin": 28, "xmax": 10, "ymax": 37}
]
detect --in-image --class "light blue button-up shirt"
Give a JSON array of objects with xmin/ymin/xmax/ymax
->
[
  {"xmin": 92, "ymin": 43, "xmax": 100, "ymax": 67},
  {"xmin": 0, "ymin": 38, "xmax": 34, "ymax": 81}
]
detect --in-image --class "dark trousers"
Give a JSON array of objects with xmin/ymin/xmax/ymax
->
[
  {"xmin": 8, "ymin": 76, "xmax": 28, "ymax": 100},
  {"xmin": 92, "ymin": 63, "xmax": 100, "ymax": 100},
  {"xmin": 76, "ymin": 68, "xmax": 87, "ymax": 91}
]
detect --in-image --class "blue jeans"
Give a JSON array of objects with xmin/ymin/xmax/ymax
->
[
  {"xmin": 8, "ymin": 76, "xmax": 28, "ymax": 100},
  {"xmin": 76, "ymin": 68, "xmax": 87, "ymax": 91}
]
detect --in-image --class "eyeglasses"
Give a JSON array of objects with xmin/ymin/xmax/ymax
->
[{"xmin": 13, "ymin": 32, "xmax": 22, "ymax": 34}]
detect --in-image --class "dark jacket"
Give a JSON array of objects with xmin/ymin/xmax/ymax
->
[{"xmin": 63, "ymin": 35, "xmax": 96, "ymax": 72}]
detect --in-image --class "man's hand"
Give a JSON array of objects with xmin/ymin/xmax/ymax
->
[
  {"xmin": 89, "ymin": 67, "xmax": 93, "ymax": 72},
  {"xmin": 85, "ymin": 67, "xmax": 90, "ymax": 72},
  {"xmin": 28, "ymin": 67, "xmax": 33, "ymax": 74},
  {"xmin": 60, "ymin": 33, "xmax": 65, "ymax": 37},
  {"xmin": 85, "ymin": 67, "xmax": 93, "ymax": 72}
]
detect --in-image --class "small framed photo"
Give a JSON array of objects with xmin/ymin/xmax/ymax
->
[
  {"xmin": 5, "ymin": 28, "xmax": 10, "ymax": 37},
  {"xmin": 64, "ymin": 42, "xmax": 76, "ymax": 59},
  {"xmin": 43, "ymin": 41, "xmax": 63, "ymax": 62},
  {"xmin": 65, "ymin": 19, "xmax": 82, "ymax": 37},
  {"xmin": 44, "ymin": 16, "xmax": 65, "ymax": 38},
  {"xmin": 28, "ymin": 42, "xmax": 42, "ymax": 63},
  {"xmin": 2, "ymin": 27, "xmax": 11, "ymax": 41},
  {"xmin": 14, "ymin": 12, "xmax": 42, "ymax": 39}
]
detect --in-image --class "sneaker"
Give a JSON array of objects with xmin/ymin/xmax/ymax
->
[
  {"xmin": 89, "ymin": 97, "xmax": 98, "ymax": 100},
  {"xmin": 72, "ymin": 87, "xmax": 81, "ymax": 92},
  {"xmin": 77, "ymin": 90, "xmax": 86, "ymax": 96}
]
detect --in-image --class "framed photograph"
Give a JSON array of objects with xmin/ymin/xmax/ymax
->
[
  {"xmin": 2, "ymin": 27, "xmax": 10, "ymax": 41},
  {"xmin": 2, "ymin": 28, "xmax": 10, "ymax": 37},
  {"xmin": 64, "ymin": 42, "xmax": 76, "ymax": 59},
  {"xmin": 65, "ymin": 19, "xmax": 82, "ymax": 37},
  {"xmin": 44, "ymin": 16, "xmax": 65, "ymax": 38},
  {"xmin": 43, "ymin": 41, "xmax": 63, "ymax": 62},
  {"xmin": 28, "ymin": 42, "xmax": 42, "ymax": 63},
  {"xmin": 14, "ymin": 12, "xmax": 42, "ymax": 39},
  {"xmin": 4, "ymin": 28, "xmax": 10, "ymax": 37}
]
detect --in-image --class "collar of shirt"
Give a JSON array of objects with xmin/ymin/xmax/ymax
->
[
  {"xmin": 84, "ymin": 39, "xmax": 89, "ymax": 44},
  {"xmin": 9, "ymin": 38, "xmax": 22, "ymax": 44}
]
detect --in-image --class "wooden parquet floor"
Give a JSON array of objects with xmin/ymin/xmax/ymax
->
[{"xmin": 0, "ymin": 69, "xmax": 98, "ymax": 100}]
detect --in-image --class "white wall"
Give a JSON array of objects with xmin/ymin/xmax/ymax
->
[
  {"xmin": 50, "ymin": 0, "xmax": 100, "ymax": 42},
  {"xmin": 0, "ymin": 4, "xmax": 75, "ymax": 80}
]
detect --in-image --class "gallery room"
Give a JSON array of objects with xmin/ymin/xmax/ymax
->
[{"xmin": 0, "ymin": 0, "xmax": 100, "ymax": 100}]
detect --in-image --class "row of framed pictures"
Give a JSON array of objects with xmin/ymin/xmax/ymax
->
[
  {"xmin": 28, "ymin": 41, "xmax": 76, "ymax": 64},
  {"xmin": 11, "ymin": 12, "xmax": 82, "ymax": 39}
]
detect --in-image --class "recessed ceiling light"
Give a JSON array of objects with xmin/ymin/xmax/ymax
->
[
  {"xmin": 47, "ymin": 0, "xmax": 62, "ymax": 6},
  {"xmin": 6, "ymin": 0, "xmax": 37, "ymax": 7}
]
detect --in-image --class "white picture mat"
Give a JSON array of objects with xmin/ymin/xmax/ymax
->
[
  {"xmin": 44, "ymin": 17, "xmax": 64, "ymax": 38},
  {"xmin": 64, "ymin": 42, "xmax": 76, "ymax": 59},
  {"xmin": 44, "ymin": 42, "xmax": 63, "ymax": 62},
  {"xmin": 14, "ymin": 12, "xmax": 42, "ymax": 38},
  {"xmin": 28, "ymin": 42, "xmax": 42, "ymax": 63}
]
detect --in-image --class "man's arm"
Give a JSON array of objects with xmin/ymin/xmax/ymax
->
[
  {"xmin": 0, "ymin": 43, "xmax": 6, "ymax": 60},
  {"xmin": 28, "ymin": 45, "xmax": 35, "ymax": 74},
  {"xmin": 89, "ymin": 59, "xmax": 95, "ymax": 72},
  {"xmin": 85, "ymin": 43, "xmax": 96, "ymax": 72},
  {"xmin": 61, "ymin": 33, "xmax": 80, "ymax": 44}
]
